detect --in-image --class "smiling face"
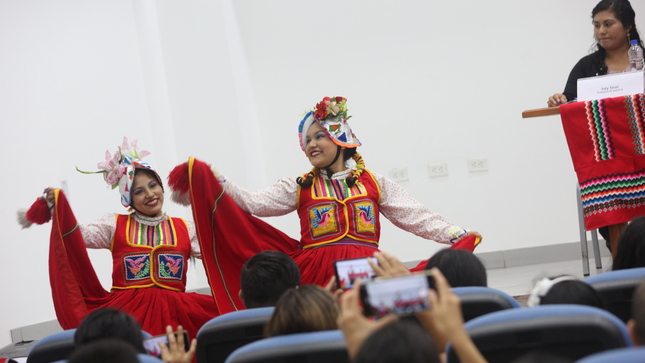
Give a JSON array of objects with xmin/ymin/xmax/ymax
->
[
  {"xmin": 593, "ymin": 10, "xmax": 631, "ymax": 51},
  {"xmin": 131, "ymin": 170, "xmax": 164, "ymax": 217},
  {"xmin": 304, "ymin": 122, "xmax": 345, "ymax": 173}
]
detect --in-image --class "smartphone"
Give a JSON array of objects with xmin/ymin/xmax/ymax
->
[
  {"xmin": 333, "ymin": 257, "xmax": 378, "ymax": 290},
  {"xmin": 142, "ymin": 331, "xmax": 190, "ymax": 357},
  {"xmin": 360, "ymin": 272, "xmax": 434, "ymax": 318}
]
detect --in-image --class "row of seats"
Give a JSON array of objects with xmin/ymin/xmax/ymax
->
[{"xmin": 25, "ymin": 267, "xmax": 645, "ymax": 363}]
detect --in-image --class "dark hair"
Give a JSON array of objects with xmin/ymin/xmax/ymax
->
[
  {"xmin": 68, "ymin": 338, "xmax": 140, "ymax": 363},
  {"xmin": 613, "ymin": 216, "xmax": 645, "ymax": 270},
  {"xmin": 539, "ymin": 278, "xmax": 606, "ymax": 309},
  {"xmin": 632, "ymin": 280, "xmax": 645, "ymax": 344},
  {"xmin": 240, "ymin": 251, "xmax": 301, "ymax": 308},
  {"xmin": 264, "ymin": 285, "xmax": 339, "ymax": 337},
  {"xmin": 424, "ymin": 249, "xmax": 487, "ymax": 288},
  {"xmin": 590, "ymin": 0, "xmax": 643, "ymax": 71},
  {"xmin": 355, "ymin": 320, "xmax": 440, "ymax": 363},
  {"xmin": 296, "ymin": 147, "xmax": 360, "ymax": 188},
  {"xmin": 74, "ymin": 308, "xmax": 146, "ymax": 354},
  {"xmin": 133, "ymin": 167, "xmax": 164, "ymax": 189}
]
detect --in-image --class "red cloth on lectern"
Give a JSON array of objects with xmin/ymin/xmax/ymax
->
[
  {"xmin": 560, "ymin": 93, "xmax": 645, "ymax": 230},
  {"xmin": 48, "ymin": 190, "xmax": 218, "ymax": 338}
]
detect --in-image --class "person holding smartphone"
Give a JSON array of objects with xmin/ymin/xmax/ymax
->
[
  {"xmin": 172, "ymin": 96, "xmax": 481, "ymax": 292},
  {"xmin": 338, "ymin": 268, "xmax": 487, "ymax": 363}
]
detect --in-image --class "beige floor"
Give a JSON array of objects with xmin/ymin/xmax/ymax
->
[{"xmin": 487, "ymin": 256, "xmax": 614, "ymax": 297}]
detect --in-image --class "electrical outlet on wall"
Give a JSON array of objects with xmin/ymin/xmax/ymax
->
[
  {"xmin": 389, "ymin": 167, "xmax": 409, "ymax": 182},
  {"xmin": 467, "ymin": 158, "xmax": 488, "ymax": 172},
  {"xmin": 428, "ymin": 163, "xmax": 448, "ymax": 177}
]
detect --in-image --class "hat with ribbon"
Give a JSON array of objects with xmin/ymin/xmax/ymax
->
[
  {"xmin": 77, "ymin": 137, "xmax": 161, "ymax": 208},
  {"xmin": 298, "ymin": 96, "xmax": 361, "ymax": 151}
]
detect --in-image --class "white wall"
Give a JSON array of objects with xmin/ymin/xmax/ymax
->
[{"xmin": 1, "ymin": 0, "xmax": 643, "ymax": 347}]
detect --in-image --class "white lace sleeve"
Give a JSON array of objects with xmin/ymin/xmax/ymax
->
[
  {"xmin": 185, "ymin": 219, "xmax": 202, "ymax": 259},
  {"xmin": 80, "ymin": 213, "xmax": 117, "ymax": 249},
  {"xmin": 373, "ymin": 172, "xmax": 467, "ymax": 244},
  {"xmin": 218, "ymin": 173, "xmax": 298, "ymax": 217}
]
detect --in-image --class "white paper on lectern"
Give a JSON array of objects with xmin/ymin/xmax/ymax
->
[{"xmin": 577, "ymin": 71, "xmax": 644, "ymax": 101}]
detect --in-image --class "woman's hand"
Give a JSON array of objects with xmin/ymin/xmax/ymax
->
[
  {"xmin": 368, "ymin": 251, "xmax": 410, "ymax": 278},
  {"xmin": 547, "ymin": 93, "xmax": 567, "ymax": 107},
  {"xmin": 337, "ymin": 281, "xmax": 397, "ymax": 360},
  {"xmin": 158, "ymin": 325, "xmax": 197, "ymax": 363},
  {"xmin": 44, "ymin": 187, "xmax": 55, "ymax": 206},
  {"xmin": 323, "ymin": 275, "xmax": 343, "ymax": 301}
]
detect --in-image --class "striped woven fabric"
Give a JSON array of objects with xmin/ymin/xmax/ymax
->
[
  {"xmin": 560, "ymin": 93, "xmax": 645, "ymax": 230},
  {"xmin": 127, "ymin": 217, "xmax": 177, "ymax": 247},
  {"xmin": 312, "ymin": 175, "xmax": 365, "ymax": 199}
]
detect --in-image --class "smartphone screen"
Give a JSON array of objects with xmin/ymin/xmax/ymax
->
[
  {"xmin": 333, "ymin": 257, "xmax": 378, "ymax": 290},
  {"xmin": 360, "ymin": 272, "xmax": 433, "ymax": 318},
  {"xmin": 143, "ymin": 331, "xmax": 189, "ymax": 357}
]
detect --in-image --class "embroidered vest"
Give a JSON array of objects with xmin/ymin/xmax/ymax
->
[
  {"xmin": 111, "ymin": 214, "xmax": 190, "ymax": 292},
  {"xmin": 297, "ymin": 170, "xmax": 381, "ymax": 248}
]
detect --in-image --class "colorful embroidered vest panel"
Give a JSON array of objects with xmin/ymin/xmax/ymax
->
[
  {"xmin": 111, "ymin": 214, "xmax": 190, "ymax": 292},
  {"xmin": 297, "ymin": 170, "xmax": 381, "ymax": 248}
]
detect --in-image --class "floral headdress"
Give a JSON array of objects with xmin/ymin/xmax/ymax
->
[
  {"xmin": 298, "ymin": 96, "xmax": 361, "ymax": 151},
  {"xmin": 296, "ymin": 97, "xmax": 365, "ymax": 188},
  {"xmin": 77, "ymin": 137, "xmax": 160, "ymax": 208}
]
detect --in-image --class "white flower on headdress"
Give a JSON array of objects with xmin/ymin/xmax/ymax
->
[
  {"xmin": 97, "ymin": 150, "xmax": 125, "ymax": 187},
  {"xmin": 120, "ymin": 137, "xmax": 151, "ymax": 160},
  {"xmin": 78, "ymin": 136, "xmax": 151, "ymax": 190}
]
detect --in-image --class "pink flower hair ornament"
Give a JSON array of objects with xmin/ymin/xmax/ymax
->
[{"xmin": 76, "ymin": 137, "xmax": 160, "ymax": 208}]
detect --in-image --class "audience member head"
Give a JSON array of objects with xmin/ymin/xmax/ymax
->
[
  {"xmin": 239, "ymin": 250, "xmax": 301, "ymax": 308},
  {"xmin": 68, "ymin": 338, "xmax": 140, "ymax": 363},
  {"xmin": 527, "ymin": 275, "xmax": 605, "ymax": 309},
  {"xmin": 424, "ymin": 249, "xmax": 487, "ymax": 288},
  {"xmin": 355, "ymin": 320, "xmax": 440, "ymax": 363},
  {"xmin": 264, "ymin": 284, "xmax": 339, "ymax": 337},
  {"xmin": 74, "ymin": 308, "xmax": 146, "ymax": 354},
  {"xmin": 628, "ymin": 279, "xmax": 645, "ymax": 346},
  {"xmin": 613, "ymin": 217, "xmax": 645, "ymax": 270}
]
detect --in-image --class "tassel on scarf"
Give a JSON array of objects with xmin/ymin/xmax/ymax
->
[
  {"xmin": 168, "ymin": 162, "xmax": 191, "ymax": 206},
  {"xmin": 17, "ymin": 197, "xmax": 52, "ymax": 228}
]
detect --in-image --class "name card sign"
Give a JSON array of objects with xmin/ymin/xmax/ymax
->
[{"xmin": 577, "ymin": 71, "xmax": 644, "ymax": 102}]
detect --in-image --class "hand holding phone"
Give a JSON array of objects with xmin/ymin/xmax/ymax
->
[
  {"xmin": 143, "ymin": 329, "xmax": 190, "ymax": 358},
  {"xmin": 360, "ymin": 272, "xmax": 434, "ymax": 318},
  {"xmin": 334, "ymin": 257, "xmax": 379, "ymax": 290}
]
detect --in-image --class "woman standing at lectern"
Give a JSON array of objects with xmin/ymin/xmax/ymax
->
[
  {"xmin": 547, "ymin": 0, "xmax": 643, "ymax": 255},
  {"xmin": 548, "ymin": 0, "xmax": 642, "ymax": 107}
]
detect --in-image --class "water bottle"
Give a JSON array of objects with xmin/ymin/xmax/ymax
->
[{"xmin": 628, "ymin": 39, "xmax": 644, "ymax": 72}]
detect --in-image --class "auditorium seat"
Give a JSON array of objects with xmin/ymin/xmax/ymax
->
[
  {"xmin": 26, "ymin": 329, "xmax": 152, "ymax": 363},
  {"xmin": 584, "ymin": 267, "xmax": 645, "ymax": 322},
  {"xmin": 26, "ymin": 329, "xmax": 76, "ymax": 363},
  {"xmin": 575, "ymin": 346, "xmax": 645, "ymax": 363},
  {"xmin": 445, "ymin": 304, "xmax": 632, "ymax": 363},
  {"xmin": 196, "ymin": 307, "xmax": 274, "ymax": 363},
  {"xmin": 452, "ymin": 286, "xmax": 520, "ymax": 322},
  {"xmin": 224, "ymin": 330, "xmax": 349, "ymax": 363}
]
